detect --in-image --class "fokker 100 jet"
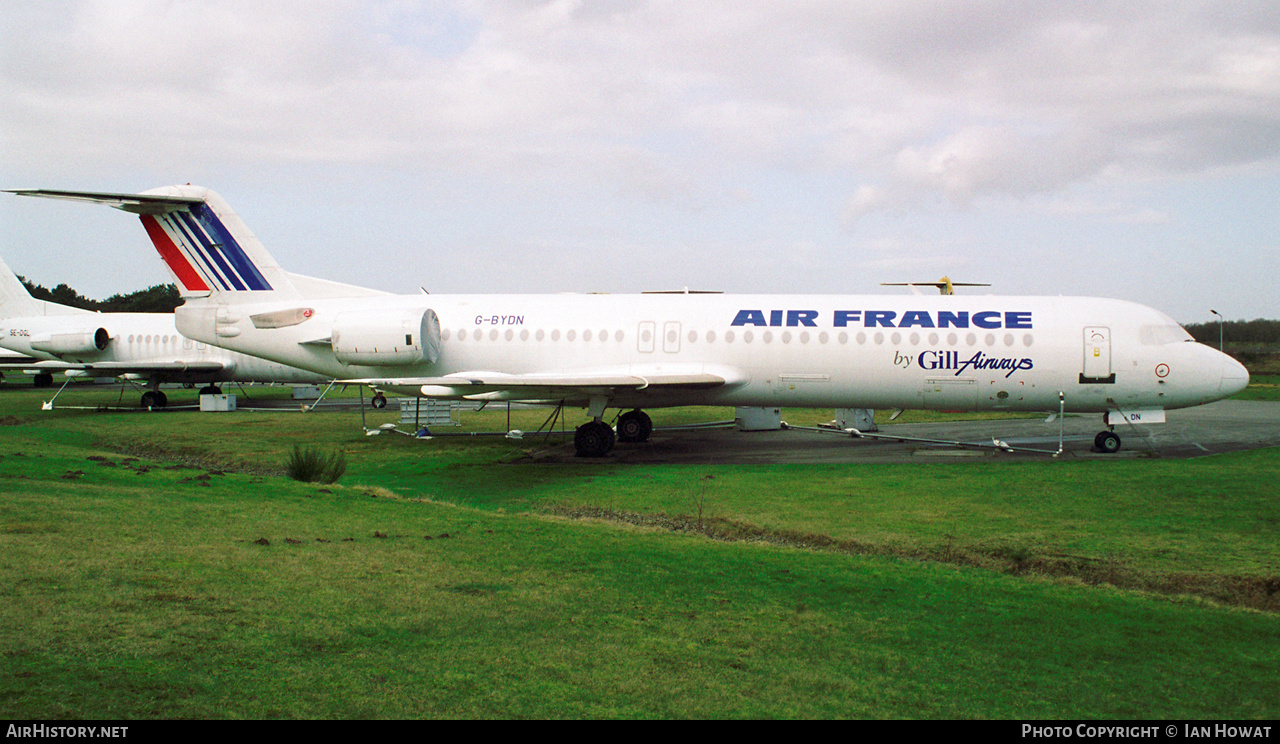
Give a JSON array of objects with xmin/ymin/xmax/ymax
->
[
  {"xmin": 7, "ymin": 186, "xmax": 1249, "ymax": 455},
  {"xmin": 0, "ymin": 254, "xmax": 326, "ymax": 407}
]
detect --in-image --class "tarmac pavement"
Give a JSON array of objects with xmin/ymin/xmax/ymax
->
[{"xmin": 530, "ymin": 399, "xmax": 1279, "ymax": 464}]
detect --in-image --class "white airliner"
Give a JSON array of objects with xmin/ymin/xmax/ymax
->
[
  {"xmin": 0, "ymin": 254, "xmax": 326, "ymax": 407},
  {"xmin": 7, "ymin": 186, "xmax": 1249, "ymax": 454}
]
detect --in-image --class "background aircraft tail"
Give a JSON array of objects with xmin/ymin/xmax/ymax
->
[
  {"xmin": 6, "ymin": 186, "xmax": 385, "ymax": 304},
  {"xmin": 0, "ymin": 255, "xmax": 91, "ymax": 319}
]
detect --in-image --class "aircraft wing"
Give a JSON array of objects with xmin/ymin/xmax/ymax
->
[
  {"xmin": 0, "ymin": 360, "xmax": 228, "ymax": 374},
  {"xmin": 345, "ymin": 370, "xmax": 733, "ymax": 400}
]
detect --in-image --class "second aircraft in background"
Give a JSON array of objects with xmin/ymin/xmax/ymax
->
[{"xmin": 0, "ymin": 255, "xmax": 326, "ymax": 407}]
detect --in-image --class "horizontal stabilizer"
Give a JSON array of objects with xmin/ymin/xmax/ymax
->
[
  {"xmin": 5, "ymin": 189, "xmax": 203, "ymax": 215},
  {"xmin": 881, "ymin": 276, "xmax": 991, "ymax": 296}
]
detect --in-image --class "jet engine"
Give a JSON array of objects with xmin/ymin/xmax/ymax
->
[
  {"xmin": 331, "ymin": 308, "xmax": 441, "ymax": 366},
  {"xmin": 30, "ymin": 327, "xmax": 110, "ymax": 354}
]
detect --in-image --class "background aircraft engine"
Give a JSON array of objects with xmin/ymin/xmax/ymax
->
[
  {"xmin": 331, "ymin": 308, "xmax": 441, "ymax": 366},
  {"xmin": 30, "ymin": 327, "xmax": 110, "ymax": 354}
]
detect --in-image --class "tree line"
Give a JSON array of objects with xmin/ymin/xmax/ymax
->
[
  {"xmin": 1183, "ymin": 318, "xmax": 1280, "ymax": 345},
  {"xmin": 18, "ymin": 276, "xmax": 181, "ymax": 314}
]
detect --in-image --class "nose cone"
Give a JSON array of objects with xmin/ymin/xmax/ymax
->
[{"xmin": 1220, "ymin": 354, "xmax": 1250, "ymax": 398}]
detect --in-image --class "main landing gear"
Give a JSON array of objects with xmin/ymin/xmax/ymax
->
[
  {"xmin": 616, "ymin": 409, "xmax": 653, "ymax": 443},
  {"xmin": 140, "ymin": 390, "xmax": 168, "ymax": 409},
  {"xmin": 574, "ymin": 420, "xmax": 616, "ymax": 458},
  {"xmin": 573, "ymin": 409, "xmax": 653, "ymax": 457}
]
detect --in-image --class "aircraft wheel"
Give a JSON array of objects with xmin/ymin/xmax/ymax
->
[
  {"xmin": 574, "ymin": 421, "xmax": 616, "ymax": 457},
  {"xmin": 198, "ymin": 385, "xmax": 222, "ymax": 396},
  {"xmin": 372, "ymin": 393, "xmax": 388, "ymax": 409},
  {"xmin": 616, "ymin": 410, "xmax": 653, "ymax": 443},
  {"xmin": 141, "ymin": 391, "xmax": 168, "ymax": 409},
  {"xmin": 1094, "ymin": 431, "xmax": 1121, "ymax": 453},
  {"xmin": 34, "ymin": 373, "xmax": 54, "ymax": 388}
]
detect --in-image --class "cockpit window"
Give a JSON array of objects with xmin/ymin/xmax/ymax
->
[{"xmin": 1139, "ymin": 324, "xmax": 1194, "ymax": 345}]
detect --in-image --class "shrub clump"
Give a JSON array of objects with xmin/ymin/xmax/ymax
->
[{"xmin": 286, "ymin": 445, "xmax": 347, "ymax": 484}]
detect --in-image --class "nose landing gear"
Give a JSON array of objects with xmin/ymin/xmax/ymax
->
[{"xmin": 1093, "ymin": 429, "xmax": 1121, "ymax": 453}]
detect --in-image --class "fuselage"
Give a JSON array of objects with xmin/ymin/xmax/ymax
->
[
  {"xmin": 0, "ymin": 311, "xmax": 326, "ymax": 385},
  {"xmin": 176, "ymin": 292, "xmax": 1249, "ymax": 413}
]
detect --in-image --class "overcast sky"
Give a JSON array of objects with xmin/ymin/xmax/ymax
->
[{"xmin": 2, "ymin": 0, "xmax": 1277, "ymax": 323}]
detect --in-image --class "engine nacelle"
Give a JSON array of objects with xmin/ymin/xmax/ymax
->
[
  {"xmin": 30, "ymin": 327, "xmax": 110, "ymax": 355},
  {"xmin": 331, "ymin": 308, "xmax": 441, "ymax": 366}
]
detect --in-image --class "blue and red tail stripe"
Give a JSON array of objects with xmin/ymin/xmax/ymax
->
[
  {"xmin": 138, "ymin": 203, "xmax": 273, "ymax": 293},
  {"xmin": 140, "ymin": 215, "xmax": 209, "ymax": 292}
]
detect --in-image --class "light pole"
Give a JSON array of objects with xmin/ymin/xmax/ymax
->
[{"xmin": 1210, "ymin": 309, "xmax": 1223, "ymax": 352}]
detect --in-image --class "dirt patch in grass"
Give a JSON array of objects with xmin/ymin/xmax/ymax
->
[
  {"xmin": 112, "ymin": 440, "xmax": 279, "ymax": 476},
  {"xmin": 548, "ymin": 505, "xmax": 1280, "ymax": 613}
]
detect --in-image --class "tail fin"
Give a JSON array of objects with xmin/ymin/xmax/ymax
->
[
  {"xmin": 0, "ymin": 255, "xmax": 91, "ymax": 319},
  {"xmin": 6, "ymin": 186, "xmax": 385, "ymax": 302}
]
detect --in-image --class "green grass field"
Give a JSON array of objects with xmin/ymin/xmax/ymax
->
[
  {"xmin": 1, "ymin": 382, "xmax": 1277, "ymax": 718},
  {"xmin": 1236, "ymin": 374, "xmax": 1279, "ymax": 402}
]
